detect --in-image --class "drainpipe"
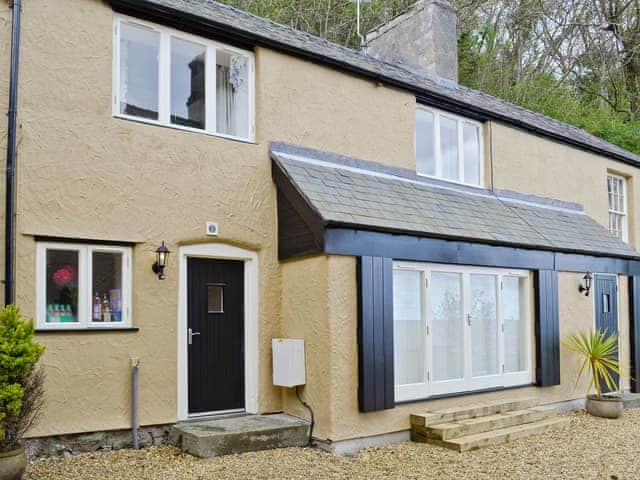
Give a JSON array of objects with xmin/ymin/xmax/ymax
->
[
  {"xmin": 131, "ymin": 358, "xmax": 140, "ymax": 449},
  {"xmin": 5, "ymin": 0, "xmax": 22, "ymax": 306}
]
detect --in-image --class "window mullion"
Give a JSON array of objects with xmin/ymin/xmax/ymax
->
[
  {"xmin": 159, "ymin": 31, "xmax": 171, "ymax": 124},
  {"xmin": 497, "ymin": 274, "xmax": 505, "ymax": 381},
  {"xmin": 80, "ymin": 246, "xmax": 90, "ymax": 327},
  {"xmin": 458, "ymin": 120, "xmax": 465, "ymax": 183}
]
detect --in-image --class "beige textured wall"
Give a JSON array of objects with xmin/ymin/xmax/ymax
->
[
  {"xmin": 302, "ymin": 261, "xmax": 631, "ymax": 442},
  {"xmin": 5, "ymin": 0, "xmax": 639, "ymax": 440},
  {"xmin": 12, "ymin": 0, "xmax": 415, "ymax": 437},
  {"xmin": 489, "ymin": 122, "xmax": 640, "ymax": 247}
]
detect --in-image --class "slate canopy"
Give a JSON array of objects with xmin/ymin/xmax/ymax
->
[{"xmin": 271, "ymin": 142, "xmax": 640, "ymax": 411}]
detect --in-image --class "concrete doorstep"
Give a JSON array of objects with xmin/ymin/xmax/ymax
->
[{"xmin": 169, "ymin": 413, "xmax": 310, "ymax": 458}]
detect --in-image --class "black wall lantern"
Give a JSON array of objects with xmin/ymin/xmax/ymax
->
[
  {"xmin": 152, "ymin": 241, "xmax": 170, "ymax": 280},
  {"xmin": 578, "ymin": 271, "xmax": 593, "ymax": 296}
]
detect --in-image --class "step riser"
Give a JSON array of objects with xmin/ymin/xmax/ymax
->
[
  {"xmin": 418, "ymin": 418, "xmax": 570, "ymax": 452},
  {"xmin": 410, "ymin": 398, "xmax": 539, "ymax": 427},
  {"xmin": 420, "ymin": 407, "xmax": 556, "ymax": 440}
]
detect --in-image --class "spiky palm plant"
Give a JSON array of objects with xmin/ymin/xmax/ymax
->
[{"xmin": 564, "ymin": 328, "xmax": 621, "ymax": 399}]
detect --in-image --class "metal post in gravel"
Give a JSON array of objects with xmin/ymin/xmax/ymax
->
[{"xmin": 131, "ymin": 358, "xmax": 140, "ymax": 450}]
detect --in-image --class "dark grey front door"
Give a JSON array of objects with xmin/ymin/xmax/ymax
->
[
  {"xmin": 594, "ymin": 274, "xmax": 619, "ymax": 393},
  {"xmin": 187, "ymin": 258, "xmax": 244, "ymax": 413}
]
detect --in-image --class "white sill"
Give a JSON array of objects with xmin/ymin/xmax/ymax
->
[
  {"xmin": 37, "ymin": 322, "xmax": 133, "ymax": 330},
  {"xmin": 113, "ymin": 113, "xmax": 257, "ymax": 144},
  {"xmin": 415, "ymin": 171, "xmax": 484, "ymax": 189}
]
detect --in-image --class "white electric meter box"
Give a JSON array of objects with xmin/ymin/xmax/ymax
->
[{"xmin": 272, "ymin": 338, "xmax": 306, "ymax": 387}]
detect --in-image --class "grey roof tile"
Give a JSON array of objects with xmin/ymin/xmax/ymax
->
[{"xmin": 271, "ymin": 143, "xmax": 640, "ymax": 259}]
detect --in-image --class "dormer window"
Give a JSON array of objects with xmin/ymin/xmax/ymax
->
[
  {"xmin": 415, "ymin": 106, "xmax": 483, "ymax": 186},
  {"xmin": 113, "ymin": 15, "xmax": 255, "ymax": 141}
]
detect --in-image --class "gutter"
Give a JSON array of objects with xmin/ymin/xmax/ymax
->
[
  {"xmin": 4, "ymin": 0, "xmax": 21, "ymax": 306},
  {"xmin": 110, "ymin": 0, "xmax": 640, "ymax": 169}
]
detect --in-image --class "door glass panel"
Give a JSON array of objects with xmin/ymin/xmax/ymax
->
[
  {"xmin": 46, "ymin": 249, "xmax": 79, "ymax": 323},
  {"xmin": 503, "ymin": 276, "xmax": 527, "ymax": 373},
  {"xmin": 393, "ymin": 270, "xmax": 424, "ymax": 385},
  {"xmin": 171, "ymin": 37, "xmax": 206, "ymax": 129},
  {"xmin": 439, "ymin": 116, "xmax": 459, "ymax": 181},
  {"xmin": 207, "ymin": 284, "xmax": 224, "ymax": 313},
  {"xmin": 470, "ymin": 274, "xmax": 498, "ymax": 377},
  {"xmin": 430, "ymin": 272, "xmax": 463, "ymax": 381}
]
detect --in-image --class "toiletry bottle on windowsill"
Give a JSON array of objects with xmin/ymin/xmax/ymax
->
[
  {"xmin": 102, "ymin": 294, "xmax": 111, "ymax": 322},
  {"xmin": 93, "ymin": 293, "xmax": 102, "ymax": 321}
]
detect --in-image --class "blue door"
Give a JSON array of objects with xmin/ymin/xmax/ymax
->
[{"xmin": 594, "ymin": 275, "xmax": 619, "ymax": 393}]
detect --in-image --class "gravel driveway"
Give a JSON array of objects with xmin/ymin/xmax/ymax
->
[{"xmin": 25, "ymin": 410, "xmax": 640, "ymax": 479}]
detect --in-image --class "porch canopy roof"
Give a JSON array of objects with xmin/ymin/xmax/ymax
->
[{"xmin": 271, "ymin": 142, "xmax": 640, "ymax": 262}]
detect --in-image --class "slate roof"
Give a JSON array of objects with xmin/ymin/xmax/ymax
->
[
  {"xmin": 270, "ymin": 143, "xmax": 640, "ymax": 259},
  {"xmin": 122, "ymin": 0, "xmax": 640, "ymax": 166}
]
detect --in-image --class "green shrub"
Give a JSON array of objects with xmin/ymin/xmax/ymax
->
[{"xmin": 0, "ymin": 305, "xmax": 44, "ymax": 445}]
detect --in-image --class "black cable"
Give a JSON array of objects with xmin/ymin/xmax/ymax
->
[{"xmin": 295, "ymin": 385, "xmax": 315, "ymax": 446}]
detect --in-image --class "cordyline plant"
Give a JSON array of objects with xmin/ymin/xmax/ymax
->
[
  {"xmin": 0, "ymin": 305, "xmax": 45, "ymax": 452},
  {"xmin": 564, "ymin": 328, "xmax": 621, "ymax": 400}
]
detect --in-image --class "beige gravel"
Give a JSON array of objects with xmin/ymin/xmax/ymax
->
[{"xmin": 25, "ymin": 410, "xmax": 640, "ymax": 480}]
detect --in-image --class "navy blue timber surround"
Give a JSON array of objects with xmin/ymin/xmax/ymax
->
[
  {"xmin": 535, "ymin": 270, "xmax": 561, "ymax": 386},
  {"xmin": 358, "ymin": 256, "xmax": 395, "ymax": 412},
  {"xmin": 630, "ymin": 277, "xmax": 640, "ymax": 393}
]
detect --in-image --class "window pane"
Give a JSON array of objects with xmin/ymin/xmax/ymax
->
[
  {"xmin": 119, "ymin": 23, "xmax": 159, "ymax": 120},
  {"xmin": 207, "ymin": 285, "xmax": 224, "ymax": 313},
  {"xmin": 415, "ymin": 109, "xmax": 435, "ymax": 175},
  {"xmin": 92, "ymin": 252, "xmax": 123, "ymax": 322},
  {"xmin": 216, "ymin": 51, "xmax": 249, "ymax": 138},
  {"xmin": 463, "ymin": 123, "xmax": 481, "ymax": 185},
  {"xmin": 439, "ymin": 116, "xmax": 459, "ymax": 180},
  {"xmin": 430, "ymin": 272, "xmax": 463, "ymax": 381},
  {"xmin": 393, "ymin": 270, "xmax": 424, "ymax": 386},
  {"xmin": 470, "ymin": 274, "xmax": 498, "ymax": 376},
  {"xmin": 46, "ymin": 250, "xmax": 79, "ymax": 323},
  {"xmin": 171, "ymin": 37, "xmax": 206, "ymax": 129},
  {"xmin": 503, "ymin": 276, "xmax": 528, "ymax": 373}
]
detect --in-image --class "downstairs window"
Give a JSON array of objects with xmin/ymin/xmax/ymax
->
[
  {"xmin": 36, "ymin": 242, "xmax": 132, "ymax": 330},
  {"xmin": 393, "ymin": 262, "xmax": 532, "ymax": 401}
]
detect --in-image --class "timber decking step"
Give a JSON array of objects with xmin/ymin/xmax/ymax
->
[
  {"xmin": 420, "ymin": 405, "xmax": 557, "ymax": 440},
  {"xmin": 423, "ymin": 416, "xmax": 571, "ymax": 452},
  {"xmin": 410, "ymin": 397, "xmax": 539, "ymax": 427}
]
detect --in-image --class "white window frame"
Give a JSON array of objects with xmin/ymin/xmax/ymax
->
[
  {"xmin": 415, "ymin": 105, "xmax": 485, "ymax": 187},
  {"xmin": 36, "ymin": 242, "xmax": 132, "ymax": 330},
  {"xmin": 607, "ymin": 173, "xmax": 628, "ymax": 242},
  {"xmin": 112, "ymin": 14, "xmax": 256, "ymax": 142},
  {"xmin": 393, "ymin": 262, "xmax": 532, "ymax": 402}
]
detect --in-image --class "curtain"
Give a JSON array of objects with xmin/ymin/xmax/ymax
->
[{"xmin": 216, "ymin": 55, "xmax": 248, "ymax": 137}]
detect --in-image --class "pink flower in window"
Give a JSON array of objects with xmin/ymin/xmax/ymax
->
[{"xmin": 52, "ymin": 265, "xmax": 76, "ymax": 287}]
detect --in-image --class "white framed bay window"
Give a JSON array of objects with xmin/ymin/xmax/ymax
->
[
  {"xmin": 36, "ymin": 242, "xmax": 132, "ymax": 330},
  {"xmin": 415, "ymin": 106, "xmax": 484, "ymax": 187},
  {"xmin": 393, "ymin": 262, "xmax": 532, "ymax": 402},
  {"xmin": 113, "ymin": 15, "xmax": 255, "ymax": 141}
]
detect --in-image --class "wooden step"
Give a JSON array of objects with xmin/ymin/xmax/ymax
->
[
  {"xmin": 410, "ymin": 397, "xmax": 539, "ymax": 428},
  {"xmin": 419, "ymin": 405, "xmax": 557, "ymax": 440},
  {"xmin": 422, "ymin": 417, "xmax": 570, "ymax": 452}
]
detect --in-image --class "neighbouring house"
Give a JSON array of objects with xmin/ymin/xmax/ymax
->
[{"xmin": 2, "ymin": 0, "xmax": 640, "ymax": 453}]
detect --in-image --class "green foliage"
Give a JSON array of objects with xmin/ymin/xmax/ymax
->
[
  {"xmin": 0, "ymin": 306, "xmax": 44, "ymax": 441},
  {"xmin": 563, "ymin": 328, "xmax": 622, "ymax": 399},
  {"xmin": 223, "ymin": 0, "xmax": 640, "ymax": 155}
]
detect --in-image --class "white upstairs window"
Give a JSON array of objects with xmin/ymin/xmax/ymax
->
[
  {"xmin": 36, "ymin": 242, "xmax": 132, "ymax": 330},
  {"xmin": 607, "ymin": 173, "xmax": 628, "ymax": 242},
  {"xmin": 114, "ymin": 15, "xmax": 255, "ymax": 141},
  {"xmin": 415, "ymin": 106, "xmax": 483, "ymax": 187}
]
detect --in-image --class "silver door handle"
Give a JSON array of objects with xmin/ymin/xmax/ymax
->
[
  {"xmin": 188, "ymin": 328, "xmax": 200, "ymax": 345},
  {"xmin": 467, "ymin": 314, "xmax": 472, "ymax": 326}
]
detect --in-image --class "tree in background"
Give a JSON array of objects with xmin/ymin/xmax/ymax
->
[{"xmin": 222, "ymin": 0, "xmax": 640, "ymax": 154}]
